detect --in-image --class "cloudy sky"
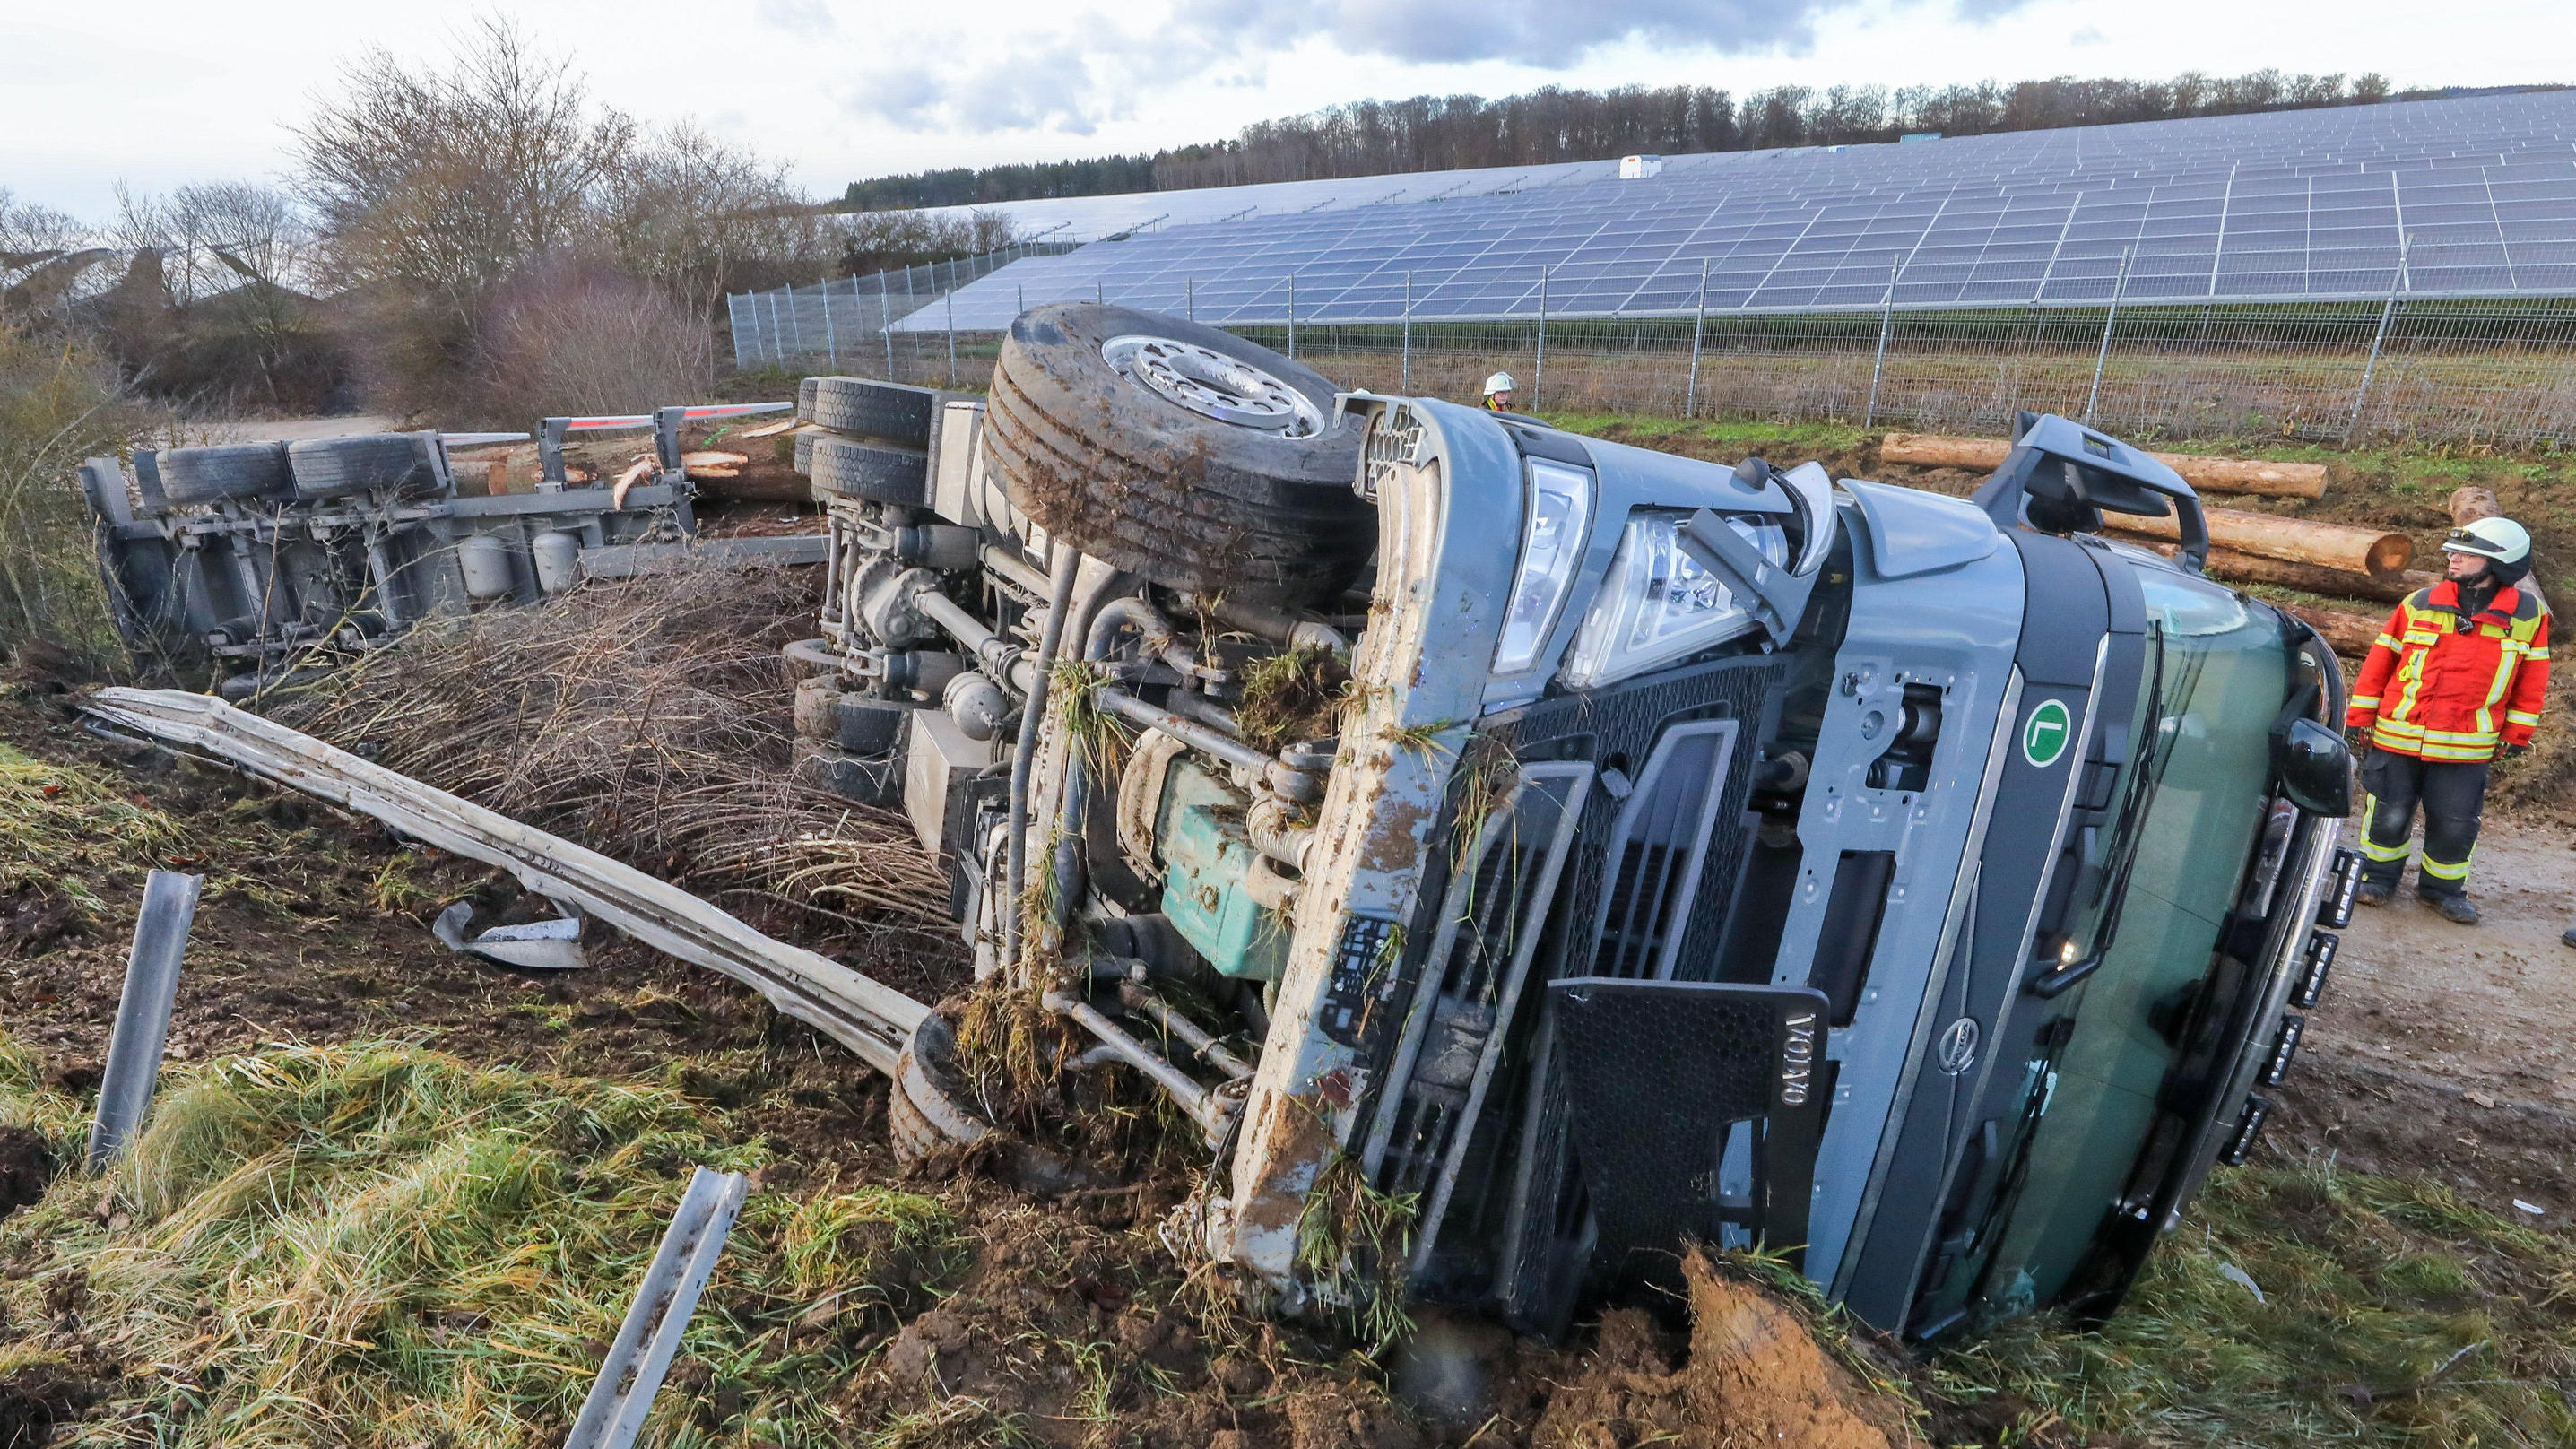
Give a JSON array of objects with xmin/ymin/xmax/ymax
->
[{"xmin": 9, "ymin": 0, "xmax": 2575, "ymax": 219}]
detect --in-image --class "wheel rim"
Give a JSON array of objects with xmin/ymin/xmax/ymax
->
[{"xmin": 1100, "ymin": 334, "xmax": 1327, "ymax": 438}]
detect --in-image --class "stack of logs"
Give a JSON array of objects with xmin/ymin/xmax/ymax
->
[{"xmin": 1878, "ymin": 433, "xmax": 2489, "ymax": 660}]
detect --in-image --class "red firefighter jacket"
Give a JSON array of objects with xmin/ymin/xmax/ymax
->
[{"xmin": 2347, "ymin": 579, "xmax": 2551, "ymax": 761}]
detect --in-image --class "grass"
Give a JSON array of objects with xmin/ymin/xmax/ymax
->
[
  {"xmin": 0, "ymin": 1036, "xmax": 969, "ymax": 1449},
  {"xmin": 0, "ymin": 327, "xmax": 140, "ymax": 673},
  {"xmin": 1933, "ymin": 1159, "xmax": 2576, "ymax": 1447},
  {"xmin": 0, "ymin": 740, "xmax": 189, "ymax": 915}
]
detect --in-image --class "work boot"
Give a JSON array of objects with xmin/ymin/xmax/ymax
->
[
  {"xmin": 2426, "ymin": 894, "xmax": 2479, "ymax": 925},
  {"xmin": 2355, "ymin": 880, "xmax": 2393, "ymax": 907}
]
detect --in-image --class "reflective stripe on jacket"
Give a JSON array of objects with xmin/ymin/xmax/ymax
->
[{"xmin": 2347, "ymin": 579, "xmax": 2551, "ymax": 761}]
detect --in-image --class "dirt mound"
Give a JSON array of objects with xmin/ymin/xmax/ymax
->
[
  {"xmin": 1533, "ymin": 1248, "xmax": 1923, "ymax": 1449},
  {"xmin": 854, "ymin": 1201, "xmax": 1427, "ymax": 1449},
  {"xmin": 0, "ymin": 1126, "xmax": 51, "ymax": 1219}
]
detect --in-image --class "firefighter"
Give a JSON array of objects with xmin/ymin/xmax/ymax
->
[
  {"xmin": 2346, "ymin": 516, "xmax": 2550, "ymax": 923},
  {"xmin": 1481, "ymin": 371, "xmax": 1516, "ymax": 411}
]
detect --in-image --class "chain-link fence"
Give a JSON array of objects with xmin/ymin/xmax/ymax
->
[
  {"xmin": 723, "ymin": 237, "xmax": 1077, "ymax": 379},
  {"xmin": 728, "ymin": 250, "xmax": 2576, "ymax": 447}
]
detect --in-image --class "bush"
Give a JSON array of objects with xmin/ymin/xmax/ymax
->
[
  {"xmin": 0, "ymin": 326, "xmax": 138, "ymax": 672},
  {"xmin": 466, "ymin": 260, "xmax": 713, "ymax": 426}
]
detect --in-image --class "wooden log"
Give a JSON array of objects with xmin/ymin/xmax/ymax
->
[
  {"xmin": 2107, "ymin": 504, "xmax": 2411, "ymax": 577},
  {"xmin": 1880, "ymin": 432, "xmax": 2327, "ymax": 499},
  {"xmin": 2108, "ymin": 537, "xmax": 2436, "ymax": 604},
  {"xmin": 2278, "ymin": 603, "xmax": 2387, "ymax": 659},
  {"xmin": 2448, "ymin": 486, "xmax": 2502, "ymax": 525}
]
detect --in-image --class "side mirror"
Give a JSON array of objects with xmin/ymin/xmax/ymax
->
[{"xmin": 2274, "ymin": 716, "xmax": 2354, "ymax": 817}]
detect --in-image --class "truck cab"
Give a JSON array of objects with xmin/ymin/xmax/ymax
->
[{"xmin": 793, "ymin": 306, "xmax": 2356, "ymax": 1340}]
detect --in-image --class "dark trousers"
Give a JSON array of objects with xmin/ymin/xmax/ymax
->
[{"xmin": 2358, "ymin": 747, "xmax": 2488, "ymax": 898}]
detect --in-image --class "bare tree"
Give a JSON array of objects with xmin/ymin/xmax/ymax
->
[
  {"xmin": 603, "ymin": 121, "xmax": 826, "ymax": 311},
  {"xmin": 294, "ymin": 18, "xmax": 633, "ymax": 310}
]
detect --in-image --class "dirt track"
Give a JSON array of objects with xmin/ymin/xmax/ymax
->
[{"xmin": 2272, "ymin": 811, "xmax": 2576, "ymax": 1219}]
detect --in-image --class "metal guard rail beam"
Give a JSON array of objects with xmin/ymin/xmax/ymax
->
[{"xmin": 79, "ymin": 688, "xmax": 929, "ymax": 1076}]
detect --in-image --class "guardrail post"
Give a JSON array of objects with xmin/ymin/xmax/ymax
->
[
  {"xmin": 1401, "ymin": 271, "xmax": 1413, "ymax": 393},
  {"xmin": 561, "ymin": 1167, "xmax": 750, "ymax": 1449},
  {"xmin": 2084, "ymin": 246, "xmax": 2132, "ymax": 426},
  {"xmin": 1685, "ymin": 258, "xmax": 1709, "ymax": 419},
  {"xmin": 86, "ymin": 870, "xmax": 201, "ymax": 1171},
  {"xmin": 2347, "ymin": 234, "xmax": 2412, "ymax": 444}
]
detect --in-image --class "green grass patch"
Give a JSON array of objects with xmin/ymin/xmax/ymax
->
[
  {"xmin": 0, "ymin": 1037, "xmax": 967, "ymax": 1448},
  {"xmin": 1933, "ymin": 1160, "xmax": 2576, "ymax": 1447}
]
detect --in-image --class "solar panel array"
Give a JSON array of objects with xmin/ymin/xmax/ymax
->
[{"xmin": 893, "ymin": 91, "xmax": 2576, "ymax": 333}]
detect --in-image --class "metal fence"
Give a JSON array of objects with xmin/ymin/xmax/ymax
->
[
  {"xmin": 724, "ymin": 237, "xmax": 1077, "ymax": 379},
  {"xmin": 727, "ymin": 256, "xmax": 2576, "ymax": 448}
]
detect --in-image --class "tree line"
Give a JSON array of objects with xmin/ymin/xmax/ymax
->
[{"xmin": 840, "ymin": 70, "xmax": 2543, "ymax": 209}]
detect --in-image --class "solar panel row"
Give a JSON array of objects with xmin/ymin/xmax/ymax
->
[{"xmin": 890, "ymin": 91, "xmax": 2576, "ymax": 333}]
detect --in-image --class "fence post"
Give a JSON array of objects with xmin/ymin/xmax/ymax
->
[
  {"xmin": 881, "ymin": 273, "xmax": 897, "ymax": 382},
  {"xmin": 1019, "ymin": 284, "xmax": 1028, "ymax": 317},
  {"xmin": 1287, "ymin": 273, "xmax": 1297, "ymax": 359},
  {"xmin": 2348, "ymin": 234, "xmax": 2413, "ymax": 443},
  {"xmin": 1401, "ymin": 271, "xmax": 1413, "ymax": 393},
  {"xmin": 1865, "ymin": 261, "xmax": 1900, "ymax": 428},
  {"xmin": 820, "ymin": 283, "xmax": 837, "ymax": 368},
  {"xmin": 1533, "ymin": 265, "xmax": 1548, "ymax": 411},
  {"xmin": 1185, "ymin": 277, "xmax": 1195, "ymax": 322},
  {"xmin": 945, "ymin": 291, "xmax": 959, "ymax": 388},
  {"xmin": 1096, "ymin": 279, "xmax": 1105, "ymax": 305},
  {"xmin": 786, "ymin": 283, "xmax": 805, "ymax": 361},
  {"xmin": 86, "ymin": 870, "xmax": 201, "ymax": 1170},
  {"xmin": 2084, "ymin": 246, "xmax": 2132, "ymax": 426},
  {"xmin": 766, "ymin": 291, "xmax": 786, "ymax": 370},
  {"xmin": 1685, "ymin": 258, "xmax": 1709, "ymax": 420}
]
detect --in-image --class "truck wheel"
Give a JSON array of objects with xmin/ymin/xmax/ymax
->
[
  {"xmin": 157, "ymin": 443, "xmax": 291, "ymax": 505},
  {"xmin": 806, "ymin": 377, "xmax": 939, "ymax": 447},
  {"xmin": 984, "ymin": 303, "xmax": 1370, "ymax": 602},
  {"xmin": 889, "ymin": 1014, "xmax": 994, "ymax": 1166},
  {"xmin": 287, "ymin": 435, "xmax": 433, "ymax": 499},
  {"xmin": 808, "ymin": 434, "xmax": 930, "ymax": 506}
]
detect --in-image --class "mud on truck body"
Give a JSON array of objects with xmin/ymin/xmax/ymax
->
[{"xmin": 790, "ymin": 303, "xmax": 2364, "ymax": 1343}]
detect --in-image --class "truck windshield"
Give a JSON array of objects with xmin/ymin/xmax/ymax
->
[{"xmin": 1974, "ymin": 563, "xmax": 2290, "ymax": 1316}]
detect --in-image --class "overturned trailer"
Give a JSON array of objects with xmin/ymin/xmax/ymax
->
[
  {"xmin": 788, "ymin": 304, "xmax": 2363, "ymax": 1341},
  {"xmin": 83, "ymin": 404, "xmax": 790, "ymax": 694}
]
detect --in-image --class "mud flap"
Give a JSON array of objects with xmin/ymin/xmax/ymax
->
[{"xmin": 1547, "ymin": 978, "xmax": 1830, "ymax": 1271}]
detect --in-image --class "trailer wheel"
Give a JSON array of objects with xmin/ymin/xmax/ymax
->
[
  {"xmin": 806, "ymin": 376, "xmax": 939, "ymax": 447},
  {"xmin": 808, "ymin": 434, "xmax": 930, "ymax": 506},
  {"xmin": 157, "ymin": 443, "xmax": 291, "ymax": 505},
  {"xmin": 983, "ymin": 303, "xmax": 1370, "ymax": 602},
  {"xmin": 287, "ymin": 434, "xmax": 434, "ymax": 499}
]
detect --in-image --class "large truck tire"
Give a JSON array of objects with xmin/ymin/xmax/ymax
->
[
  {"xmin": 982, "ymin": 303, "xmax": 1371, "ymax": 603},
  {"xmin": 157, "ymin": 443, "xmax": 291, "ymax": 505},
  {"xmin": 287, "ymin": 434, "xmax": 433, "ymax": 499},
  {"xmin": 804, "ymin": 376, "xmax": 941, "ymax": 447},
  {"xmin": 808, "ymin": 434, "xmax": 930, "ymax": 506}
]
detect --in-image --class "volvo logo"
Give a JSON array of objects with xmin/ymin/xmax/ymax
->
[
  {"xmin": 1780, "ymin": 1012, "xmax": 1817, "ymax": 1105},
  {"xmin": 1936, "ymin": 1017, "xmax": 1982, "ymax": 1075}
]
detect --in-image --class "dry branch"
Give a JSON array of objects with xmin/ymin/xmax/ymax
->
[{"xmin": 267, "ymin": 564, "xmax": 949, "ymax": 934}]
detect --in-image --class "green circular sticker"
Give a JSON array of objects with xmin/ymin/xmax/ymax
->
[{"xmin": 2023, "ymin": 699, "xmax": 2074, "ymax": 767}]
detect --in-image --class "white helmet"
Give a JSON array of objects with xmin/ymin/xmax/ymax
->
[
  {"xmin": 1482, "ymin": 371, "xmax": 1516, "ymax": 396},
  {"xmin": 2442, "ymin": 516, "xmax": 2531, "ymax": 566}
]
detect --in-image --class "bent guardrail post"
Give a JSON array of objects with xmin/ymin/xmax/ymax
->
[
  {"xmin": 563, "ymin": 1167, "xmax": 750, "ymax": 1449},
  {"xmin": 78, "ymin": 689, "xmax": 929, "ymax": 1077},
  {"xmin": 86, "ymin": 869, "xmax": 202, "ymax": 1170}
]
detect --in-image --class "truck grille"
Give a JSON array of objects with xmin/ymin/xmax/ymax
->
[
  {"xmin": 1592, "ymin": 721, "xmax": 1741, "ymax": 981},
  {"xmin": 1365, "ymin": 763, "xmax": 1591, "ymax": 1261}
]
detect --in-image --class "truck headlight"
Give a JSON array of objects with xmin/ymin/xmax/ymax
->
[
  {"xmin": 1493, "ymin": 459, "xmax": 1593, "ymax": 674},
  {"xmin": 1559, "ymin": 511, "xmax": 1787, "ymax": 690}
]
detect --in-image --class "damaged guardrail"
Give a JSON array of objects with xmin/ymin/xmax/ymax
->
[{"xmin": 80, "ymin": 688, "xmax": 929, "ymax": 1077}]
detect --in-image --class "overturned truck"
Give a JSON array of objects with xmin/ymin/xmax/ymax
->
[{"xmin": 788, "ymin": 305, "xmax": 2361, "ymax": 1341}]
